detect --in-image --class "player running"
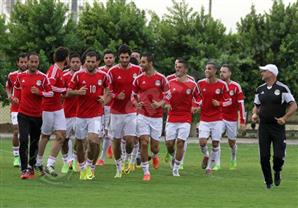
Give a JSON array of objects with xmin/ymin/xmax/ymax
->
[
  {"xmin": 35, "ymin": 47, "xmax": 69, "ymax": 177},
  {"xmin": 220, "ymin": 64, "xmax": 246, "ymax": 170},
  {"xmin": 108, "ymin": 44, "xmax": 142, "ymax": 178},
  {"xmin": 164, "ymin": 59, "xmax": 200, "ymax": 176},
  {"xmin": 14, "ymin": 52, "xmax": 53, "ymax": 179},
  {"xmin": 60, "ymin": 52, "xmax": 82, "ymax": 173},
  {"xmin": 5, "ymin": 53, "xmax": 28, "ymax": 167},
  {"xmin": 132, "ymin": 53, "xmax": 170, "ymax": 181},
  {"xmin": 197, "ymin": 62, "xmax": 231, "ymax": 174},
  {"xmin": 67, "ymin": 51, "xmax": 110, "ymax": 180},
  {"xmin": 96, "ymin": 49, "xmax": 115, "ymax": 166}
]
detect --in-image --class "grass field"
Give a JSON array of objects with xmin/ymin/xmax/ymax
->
[{"xmin": 0, "ymin": 139, "xmax": 297, "ymax": 208}]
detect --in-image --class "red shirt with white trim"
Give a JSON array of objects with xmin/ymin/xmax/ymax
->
[
  {"xmin": 14, "ymin": 70, "xmax": 53, "ymax": 117},
  {"xmin": 197, "ymin": 78, "xmax": 231, "ymax": 122},
  {"xmin": 63, "ymin": 69, "xmax": 78, "ymax": 118},
  {"xmin": 6, "ymin": 70, "xmax": 21, "ymax": 112},
  {"xmin": 167, "ymin": 73, "xmax": 195, "ymax": 82},
  {"xmin": 68, "ymin": 69, "xmax": 110, "ymax": 118},
  {"xmin": 108, "ymin": 64, "xmax": 142, "ymax": 114},
  {"xmin": 222, "ymin": 80, "xmax": 246, "ymax": 124},
  {"xmin": 132, "ymin": 71, "xmax": 170, "ymax": 118},
  {"xmin": 167, "ymin": 78, "xmax": 200, "ymax": 123},
  {"xmin": 42, "ymin": 64, "xmax": 65, "ymax": 112}
]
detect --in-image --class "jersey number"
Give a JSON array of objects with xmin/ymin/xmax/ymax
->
[{"xmin": 89, "ymin": 85, "xmax": 96, "ymax": 94}]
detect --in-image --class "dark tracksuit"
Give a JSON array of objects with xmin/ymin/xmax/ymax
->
[
  {"xmin": 254, "ymin": 81, "xmax": 295, "ymax": 184},
  {"xmin": 18, "ymin": 113, "xmax": 42, "ymax": 171}
]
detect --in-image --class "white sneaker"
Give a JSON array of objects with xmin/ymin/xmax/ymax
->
[{"xmin": 172, "ymin": 169, "xmax": 180, "ymax": 177}]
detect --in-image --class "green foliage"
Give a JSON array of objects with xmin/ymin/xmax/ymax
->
[{"xmin": 77, "ymin": 0, "xmax": 153, "ymax": 54}]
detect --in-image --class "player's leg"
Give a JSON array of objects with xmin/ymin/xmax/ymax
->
[
  {"xmin": 46, "ymin": 109, "xmax": 66, "ymax": 176},
  {"xmin": 272, "ymin": 124, "xmax": 286, "ymax": 187},
  {"xmin": 110, "ymin": 114, "xmax": 125, "ymax": 178},
  {"xmin": 75, "ymin": 118, "xmax": 88, "ymax": 180},
  {"xmin": 208, "ymin": 121, "xmax": 223, "ymax": 172},
  {"xmin": 61, "ymin": 118, "xmax": 74, "ymax": 173},
  {"xmin": 17, "ymin": 113, "xmax": 30, "ymax": 179},
  {"xmin": 11, "ymin": 112, "xmax": 20, "ymax": 167},
  {"xmin": 140, "ymin": 135, "xmax": 150, "ymax": 181},
  {"xmin": 36, "ymin": 111, "xmax": 53, "ymax": 169},
  {"xmin": 173, "ymin": 123, "xmax": 191, "ymax": 176},
  {"xmin": 165, "ymin": 123, "xmax": 178, "ymax": 167},
  {"xmin": 198, "ymin": 121, "xmax": 210, "ymax": 170},
  {"xmin": 123, "ymin": 113, "xmax": 137, "ymax": 173},
  {"xmin": 226, "ymin": 120, "xmax": 238, "ymax": 170},
  {"xmin": 28, "ymin": 116, "xmax": 42, "ymax": 177},
  {"xmin": 149, "ymin": 116, "xmax": 163, "ymax": 170}
]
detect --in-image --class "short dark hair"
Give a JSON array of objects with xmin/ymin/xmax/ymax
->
[
  {"xmin": 54, "ymin": 47, "xmax": 69, "ymax": 62},
  {"xmin": 17, "ymin": 53, "xmax": 28, "ymax": 61},
  {"xmin": 103, "ymin": 49, "xmax": 114, "ymax": 57},
  {"xmin": 69, "ymin": 52, "xmax": 81, "ymax": 61},
  {"xmin": 118, "ymin": 44, "xmax": 131, "ymax": 56},
  {"xmin": 85, "ymin": 51, "xmax": 98, "ymax": 59},
  {"xmin": 142, "ymin": 53, "xmax": 154, "ymax": 63},
  {"xmin": 207, "ymin": 60, "xmax": 218, "ymax": 70},
  {"xmin": 221, "ymin": 64, "xmax": 231, "ymax": 71},
  {"xmin": 176, "ymin": 58, "xmax": 188, "ymax": 69},
  {"xmin": 28, "ymin": 52, "xmax": 39, "ymax": 59},
  {"xmin": 132, "ymin": 49, "xmax": 141, "ymax": 54}
]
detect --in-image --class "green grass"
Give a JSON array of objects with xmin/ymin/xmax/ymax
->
[{"xmin": 0, "ymin": 139, "xmax": 298, "ymax": 208}]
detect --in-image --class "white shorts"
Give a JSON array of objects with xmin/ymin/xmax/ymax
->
[
  {"xmin": 198, "ymin": 121, "xmax": 224, "ymax": 141},
  {"xmin": 165, "ymin": 122, "xmax": 191, "ymax": 141},
  {"xmin": 110, "ymin": 113, "xmax": 137, "ymax": 139},
  {"xmin": 11, "ymin": 112, "xmax": 18, "ymax": 125},
  {"xmin": 41, "ymin": 109, "xmax": 66, "ymax": 135},
  {"xmin": 66, "ymin": 117, "xmax": 76, "ymax": 139},
  {"xmin": 137, "ymin": 115, "xmax": 163, "ymax": 141},
  {"xmin": 75, "ymin": 117, "xmax": 103, "ymax": 140},
  {"xmin": 223, "ymin": 120, "xmax": 238, "ymax": 140},
  {"xmin": 103, "ymin": 106, "xmax": 111, "ymax": 130}
]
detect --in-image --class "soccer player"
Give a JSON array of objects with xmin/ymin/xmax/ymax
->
[
  {"xmin": 67, "ymin": 51, "xmax": 110, "ymax": 180},
  {"xmin": 165, "ymin": 58, "xmax": 195, "ymax": 169},
  {"xmin": 220, "ymin": 64, "xmax": 246, "ymax": 170},
  {"xmin": 14, "ymin": 52, "xmax": 53, "ymax": 179},
  {"xmin": 132, "ymin": 53, "xmax": 170, "ymax": 181},
  {"xmin": 5, "ymin": 53, "xmax": 28, "ymax": 167},
  {"xmin": 131, "ymin": 50, "xmax": 141, "ymax": 64},
  {"xmin": 197, "ymin": 62, "xmax": 231, "ymax": 174},
  {"xmin": 35, "ymin": 47, "xmax": 69, "ymax": 176},
  {"xmin": 60, "ymin": 52, "xmax": 82, "ymax": 173},
  {"xmin": 108, "ymin": 44, "xmax": 142, "ymax": 178},
  {"xmin": 96, "ymin": 49, "xmax": 115, "ymax": 166},
  {"xmin": 164, "ymin": 59, "xmax": 200, "ymax": 176}
]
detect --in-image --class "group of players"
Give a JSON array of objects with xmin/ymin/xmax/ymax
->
[{"xmin": 6, "ymin": 44, "xmax": 246, "ymax": 181}]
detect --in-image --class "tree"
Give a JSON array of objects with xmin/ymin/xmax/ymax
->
[
  {"xmin": 5, "ymin": 0, "xmax": 77, "ymax": 72},
  {"xmin": 77, "ymin": 0, "xmax": 154, "ymax": 55}
]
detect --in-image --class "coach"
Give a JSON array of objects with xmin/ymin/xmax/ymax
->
[{"xmin": 252, "ymin": 64, "xmax": 297, "ymax": 189}]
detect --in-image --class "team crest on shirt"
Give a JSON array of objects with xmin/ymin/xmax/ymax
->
[
  {"xmin": 274, "ymin": 89, "xmax": 280, "ymax": 96},
  {"xmin": 186, "ymin": 88, "xmax": 192, "ymax": 95},
  {"xmin": 215, "ymin": 88, "xmax": 221, "ymax": 94},
  {"xmin": 98, "ymin": 80, "xmax": 102, "ymax": 86},
  {"xmin": 142, "ymin": 81, "xmax": 146, "ymax": 84},
  {"xmin": 36, "ymin": 80, "xmax": 42, "ymax": 86},
  {"xmin": 229, "ymin": 90, "xmax": 234, "ymax": 96},
  {"xmin": 82, "ymin": 80, "xmax": 86, "ymax": 84},
  {"xmin": 155, "ymin": 80, "xmax": 161, "ymax": 86},
  {"xmin": 133, "ymin": 73, "xmax": 137, "ymax": 78},
  {"xmin": 203, "ymin": 88, "xmax": 206, "ymax": 92}
]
